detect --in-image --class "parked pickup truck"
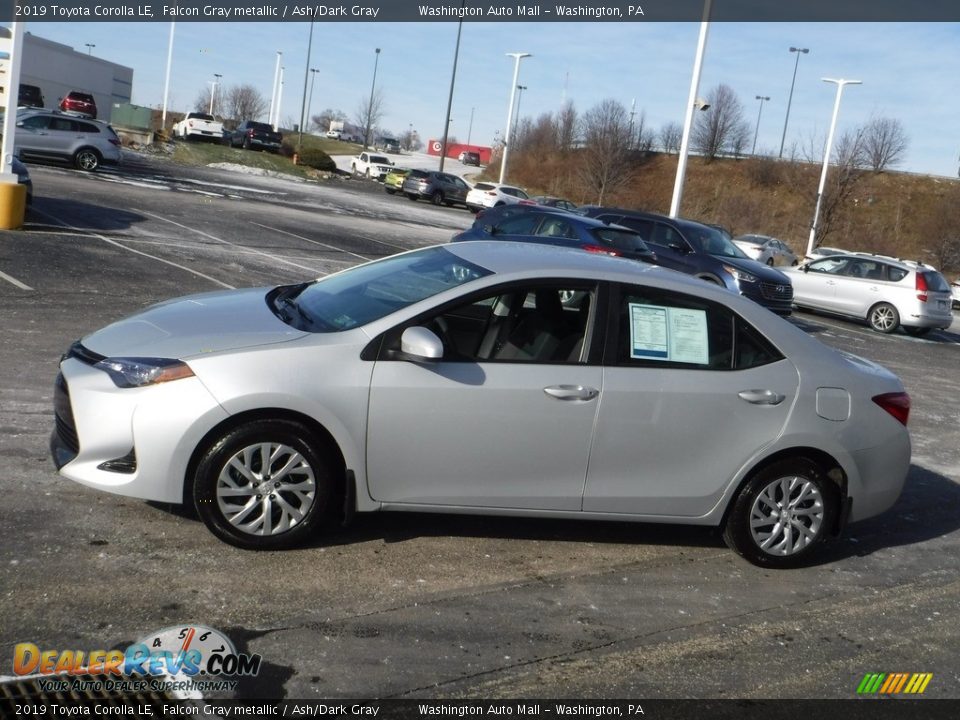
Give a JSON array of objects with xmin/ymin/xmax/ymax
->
[
  {"xmin": 228, "ymin": 120, "xmax": 282, "ymax": 152},
  {"xmin": 172, "ymin": 112, "xmax": 224, "ymax": 142},
  {"xmin": 351, "ymin": 152, "xmax": 394, "ymax": 180}
]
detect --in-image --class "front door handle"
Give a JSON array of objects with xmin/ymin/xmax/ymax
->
[
  {"xmin": 738, "ymin": 389, "xmax": 785, "ymax": 406},
  {"xmin": 544, "ymin": 385, "xmax": 599, "ymax": 402}
]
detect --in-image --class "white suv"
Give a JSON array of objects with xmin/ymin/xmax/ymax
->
[
  {"xmin": 787, "ymin": 253, "xmax": 953, "ymax": 336},
  {"xmin": 465, "ymin": 182, "xmax": 532, "ymax": 212}
]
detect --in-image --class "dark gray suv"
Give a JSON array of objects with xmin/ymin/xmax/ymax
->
[
  {"xmin": 402, "ymin": 170, "xmax": 471, "ymax": 207},
  {"xmin": 580, "ymin": 208, "xmax": 793, "ymax": 316}
]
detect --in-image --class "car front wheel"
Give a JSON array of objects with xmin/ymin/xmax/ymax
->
[
  {"xmin": 73, "ymin": 148, "xmax": 101, "ymax": 171},
  {"xmin": 723, "ymin": 458, "xmax": 837, "ymax": 568},
  {"xmin": 868, "ymin": 302, "xmax": 900, "ymax": 334},
  {"xmin": 193, "ymin": 419, "xmax": 335, "ymax": 550}
]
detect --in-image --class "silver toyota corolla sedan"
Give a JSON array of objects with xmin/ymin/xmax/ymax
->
[{"xmin": 51, "ymin": 242, "xmax": 912, "ymax": 568}]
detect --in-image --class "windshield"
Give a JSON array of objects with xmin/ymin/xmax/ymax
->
[
  {"xmin": 686, "ymin": 225, "xmax": 750, "ymax": 259},
  {"xmin": 270, "ymin": 247, "xmax": 492, "ymax": 332}
]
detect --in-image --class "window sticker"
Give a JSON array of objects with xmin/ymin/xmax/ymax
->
[{"xmin": 629, "ymin": 303, "xmax": 709, "ymax": 364}]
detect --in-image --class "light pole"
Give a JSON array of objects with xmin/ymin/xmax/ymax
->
[
  {"xmin": 466, "ymin": 106, "xmax": 475, "ymax": 147},
  {"xmin": 807, "ymin": 78, "xmax": 861, "ymax": 257},
  {"xmin": 269, "ymin": 51, "xmax": 282, "ymax": 130},
  {"xmin": 512, "ymin": 85, "xmax": 527, "ymax": 144},
  {"xmin": 85, "ymin": 43, "xmax": 95, "ymax": 55},
  {"xmin": 275, "ymin": 67, "xmax": 285, "ymax": 129},
  {"xmin": 439, "ymin": 11, "xmax": 464, "ymax": 171},
  {"xmin": 298, "ymin": 19, "xmax": 316, "ymax": 149},
  {"xmin": 499, "ymin": 52, "xmax": 531, "ymax": 184},
  {"xmin": 209, "ymin": 74, "xmax": 222, "ymax": 115},
  {"xmin": 364, "ymin": 48, "xmax": 381, "ymax": 149},
  {"xmin": 669, "ymin": 0, "xmax": 712, "ymax": 218},
  {"xmin": 306, "ymin": 68, "xmax": 320, "ymax": 133},
  {"xmin": 778, "ymin": 46, "xmax": 809, "ymax": 159},
  {"xmin": 752, "ymin": 95, "xmax": 770, "ymax": 155},
  {"xmin": 161, "ymin": 22, "xmax": 175, "ymax": 130}
]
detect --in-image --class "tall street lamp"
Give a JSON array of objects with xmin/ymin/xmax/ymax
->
[
  {"xmin": 364, "ymin": 48, "xmax": 381, "ymax": 149},
  {"xmin": 209, "ymin": 73, "xmax": 222, "ymax": 115},
  {"xmin": 499, "ymin": 52, "xmax": 531, "ymax": 184},
  {"xmin": 512, "ymin": 85, "xmax": 527, "ymax": 143},
  {"xmin": 669, "ymin": 0, "xmax": 712, "ymax": 218},
  {"xmin": 161, "ymin": 23, "xmax": 175, "ymax": 130},
  {"xmin": 752, "ymin": 95, "xmax": 770, "ymax": 155},
  {"xmin": 85, "ymin": 43, "xmax": 95, "ymax": 56},
  {"xmin": 778, "ymin": 46, "xmax": 809, "ymax": 159},
  {"xmin": 269, "ymin": 51, "xmax": 282, "ymax": 130},
  {"xmin": 807, "ymin": 78, "xmax": 861, "ymax": 257},
  {"xmin": 439, "ymin": 10, "xmax": 464, "ymax": 172},
  {"xmin": 307, "ymin": 68, "xmax": 320, "ymax": 134},
  {"xmin": 298, "ymin": 19, "xmax": 316, "ymax": 149}
]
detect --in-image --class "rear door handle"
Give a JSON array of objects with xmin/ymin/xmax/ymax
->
[
  {"xmin": 544, "ymin": 385, "xmax": 599, "ymax": 402},
  {"xmin": 738, "ymin": 389, "xmax": 785, "ymax": 405}
]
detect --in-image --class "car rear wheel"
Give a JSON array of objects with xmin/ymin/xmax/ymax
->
[
  {"xmin": 723, "ymin": 458, "xmax": 837, "ymax": 568},
  {"xmin": 431, "ymin": 191, "xmax": 444, "ymax": 206},
  {"xmin": 193, "ymin": 419, "xmax": 335, "ymax": 550},
  {"xmin": 73, "ymin": 148, "xmax": 101, "ymax": 171},
  {"xmin": 868, "ymin": 302, "xmax": 900, "ymax": 334}
]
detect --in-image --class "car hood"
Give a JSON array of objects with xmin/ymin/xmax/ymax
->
[
  {"xmin": 81, "ymin": 288, "xmax": 308, "ymax": 359},
  {"xmin": 717, "ymin": 255, "xmax": 790, "ymax": 282}
]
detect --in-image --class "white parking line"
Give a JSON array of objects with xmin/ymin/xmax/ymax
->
[
  {"xmin": 29, "ymin": 207, "xmax": 235, "ymax": 290},
  {"xmin": 137, "ymin": 210, "xmax": 324, "ymax": 274},
  {"xmin": 248, "ymin": 221, "xmax": 373, "ymax": 262},
  {"xmin": 0, "ymin": 268, "xmax": 33, "ymax": 291}
]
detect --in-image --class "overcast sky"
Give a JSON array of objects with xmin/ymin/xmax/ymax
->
[{"xmin": 19, "ymin": 20, "xmax": 960, "ymax": 177}]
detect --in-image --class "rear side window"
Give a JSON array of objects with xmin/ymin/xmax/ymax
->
[
  {"xmin": 594, "ymin": 229, "xmax": 649, "ymax": 253},
  {"xmin": 614, "ymin": 284, "xmax": 782, "ymax": 371},
  {"xmin": 474, "ymin": 183, "xmax": 495, "ymax": 191},
  {"xmin": 921, "ymin": 271, "xmax": 951, "ymax": 292},
  {"xmin": 77, "ymin": 122, "xmax": 101, "ymax": 133}
]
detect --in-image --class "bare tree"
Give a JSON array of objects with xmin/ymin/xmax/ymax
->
[
  {"xmin": 918, "ymin": 187, "xmax": 960, "ymax": 271},
  {"xmin": 312, "ymin": 108, "xmax": 347, "ymax": 133},
  {"xmin": 354, "ymin": 88, "xmax": 386, "ymax": 148},
  {"xmin": 193, "ymin": 87, "xmax": 216, "ymax": 115},
  {"xmin": 223, "ymin": 85, "xmax": 268, "ymax": 124},
  {"xmin": 555, "ymin": 100, "xmax": 578, "ymax": 153},
  {"xmin": 577, "ymin": 99, "xmax": 634, "ymax": 205},
  {"xmin": 692, "ymin": 84, "xmax": 749, "ymax": 161},
  {"xmin": 631, "ymin": 110, "xmax": 655, "ymax": 152},
  {"xmin": 659, "ymin": 121, "xmax": 682, "ymax": 153},
  {"xmin": 399, "ymin": 129, "xmax": 422, "ymax": 151},
  {"xmin": 861, "ymin": 116, "xmax": 909, "ymax": 172}
]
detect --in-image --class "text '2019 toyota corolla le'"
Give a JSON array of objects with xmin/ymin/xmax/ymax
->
[{"xmin": 51, "ymin": 242, "xmax": 911, "ymax": 568}]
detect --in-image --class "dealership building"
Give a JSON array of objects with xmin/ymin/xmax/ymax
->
[{"xmin": 1, "ymin": 29, "xmax": 133, "ymax": 120}]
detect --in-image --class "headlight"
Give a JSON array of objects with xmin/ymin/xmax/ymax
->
[
  {"xmin": 722, "ymin": 264, "xmax": 758, "ymax": 284},
  {"xmin": 94, "ymin": 358, "xmax": 194, "ymax": 388}
]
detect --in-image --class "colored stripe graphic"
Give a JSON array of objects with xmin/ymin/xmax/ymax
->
[{"xmin": 858, "ymin": 673, "xmax": 932, "ymax": 694}]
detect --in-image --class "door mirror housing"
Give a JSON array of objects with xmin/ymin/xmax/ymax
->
[{"xmin": 399, "ymin": 326, "xmax": 444, "ymax": 362}]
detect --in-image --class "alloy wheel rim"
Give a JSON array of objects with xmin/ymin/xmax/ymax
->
[
  {"xmin": 216, "ymin": 442, "xmax": 316, "ymax": 536},
  {"xmin": 873, "ymin": 307, "xmax": 896, "ymax": 331},
  {"xmin": 749, "ymin": 475, "xmax": 824, "ymax": 556}
]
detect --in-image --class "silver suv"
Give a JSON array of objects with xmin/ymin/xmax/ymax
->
[
  {"xmin": 787, "ymin": 253, "xmax": 953, "ymax": 335},
  {"xmin": 13, "ymin": 110, "xmax": 122, "ymax": 171}
]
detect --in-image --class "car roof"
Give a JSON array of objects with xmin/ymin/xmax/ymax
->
[{"xmin": 445, "ymin": 240, "xmax": 659, "ymax": 279}]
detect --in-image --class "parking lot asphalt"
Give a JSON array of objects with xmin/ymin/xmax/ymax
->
[{"xmin": 1, "ymin": 155, "xmax": 959, "ymax": 701}]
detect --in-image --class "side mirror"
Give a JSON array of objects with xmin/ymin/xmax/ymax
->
[
  {"xmin": 802, "ymin": 265, "xmax": 810, "ymax": 273},
  {"xmin": 484, "ymin": 225, "xmax": 496, "ymax": 236},
  {"xmin": 400, "ymin": 326, "xmax": 443, "ymax": 361}
]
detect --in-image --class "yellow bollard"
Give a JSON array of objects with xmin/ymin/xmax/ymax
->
[{"xmin": 0, "ymin": 182, "xmax": 27, "ymax": 230}]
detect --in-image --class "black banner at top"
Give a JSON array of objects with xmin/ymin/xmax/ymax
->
[{"xmin": 2, "ymin": 0, "xmax": 960, "ymax": 23}]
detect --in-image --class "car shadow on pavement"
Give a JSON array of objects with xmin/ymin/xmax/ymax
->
[{"xmin": 26, "ymin": 197, "xmax": 148, "ymax": 232}]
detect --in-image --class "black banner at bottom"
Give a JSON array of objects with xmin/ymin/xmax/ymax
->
[{"xmin": 3, "ymin": 699, "xmax": 960, "ymax": 720}]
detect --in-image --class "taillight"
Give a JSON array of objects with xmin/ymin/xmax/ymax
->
[
  {"xmin": 582, "ymin": 245, "xmax": 621, "ymax": 257},
  {"xmin": 916, "ymin": 272, "xmax": 928, "ymax": 302},
  {"xmin": 873, "ymin": 392, "xmax": 910, "ymax": 426},
  {"xmin": 248, "ymin": 129, "xmax": 255, "ymax": 137},
  {"xmin": 108, "ymin": 137, "xmax": 121, "ymax": 147}
]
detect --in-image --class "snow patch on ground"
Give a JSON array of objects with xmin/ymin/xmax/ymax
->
[{"xmin": 207, "ymin": 162, "xmax": 308, "ymax": 181}]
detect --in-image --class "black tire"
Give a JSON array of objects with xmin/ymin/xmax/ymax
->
[
  {"xmin": 431, "ymin": 191, "xmax": 444, "ymax": 206},
  {"xmin": 193, "ymin": 419, "xmax": 335, "ymax": 550},
  {"xmin": 903, "ymin": 326, "xmax": 931, "ymax": 337},
  {"xmin": 365, "ymin": 168, "xmax": 371, "ymax": 179},
  {"xmin": 723, "ymin": 458, "xmax": 837, "ymax": 568},
  {"xmin": 384, "ymin": 187, "xmax": 396, "ymax": 195},
  {"xmin": 73, "ymin": 148, "xmax": 101, "ymax": 171},
  {"xmin": 766, "ymin": 258, "xmax": 775, "ymax": 266},
  {"xmin": 406, "ymin": 193, "xmax": 419, "ymax": 201},
  {"xmin": 868, "ymin": 302, "xmax": 900, "ymax": 334}
]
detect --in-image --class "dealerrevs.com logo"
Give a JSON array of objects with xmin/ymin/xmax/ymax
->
[
  {"xmin": 12, "ymin": 625, "xmax": 261, "ymax": 693},
  {"xmin": 857, "ymin": 672, "xmax": 933, "ymax": 695}
]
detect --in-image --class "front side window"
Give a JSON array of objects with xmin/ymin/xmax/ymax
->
[
  {"xmin": 389, "ymin": 283, "xmax": 597, "ymax": 365},
  {"xmin": 807, "ymin": 257, "xmax": 851, "ymax": 275},
  {"xmin": 614, "ymin": 284, "xmax": 781, "ymax": 370},
  {"xmin": 19, "ymin": 115, "xmax": 49, "ymax": 130},
  {"xmin": 271, "ymin": 247, "xmax": 492, "ymax": 333}
]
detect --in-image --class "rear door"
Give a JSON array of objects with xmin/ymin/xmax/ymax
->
[{"xmin": 583, "ymin": 283, "xmax": 799, "ymax": 516}]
